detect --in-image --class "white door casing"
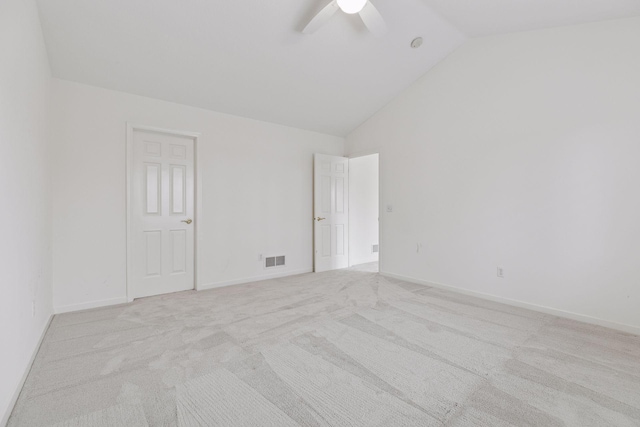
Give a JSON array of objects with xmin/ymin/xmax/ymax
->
[
  {"xmin": 128, "ymin": 126, "xmax": 196, "ymax": 299},
  {"xmin": 314, "ymin": 154, "xmax": 349, "ymax": 272}
]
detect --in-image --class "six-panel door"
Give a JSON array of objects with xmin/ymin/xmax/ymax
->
[
  {"xmin": 132, "ymin": 129, "xmax": 195, "ymax": 298},
  {"xmin": 314, "ymin": 154, "xmax": 349, "ymax": 272}
]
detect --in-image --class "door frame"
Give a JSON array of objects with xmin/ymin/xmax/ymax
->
[
  {"xmin": 346, "ymin": 149, "xmax": 381, "ymax": 269},
  {"xmin": 125, "ymin": 123, "xmax": 202, "ymax": 302}
]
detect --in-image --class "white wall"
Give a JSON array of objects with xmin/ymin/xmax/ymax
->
[
  {"xmin": 349, "ymin": 154, "xmax": 379, "ymax": 266},
  {"xmin": 346, "ymin": 17, "xmax": 640, "ymax": 333},
  {"xmin": 51, "ymin": 79, "xmax": 344, "ymax": 312},
  {"xmin": 0, "ymin": 0, "xmax": 53, "ymax": 423}
]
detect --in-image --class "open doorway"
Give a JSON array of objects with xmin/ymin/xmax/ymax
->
[{"xmin": 348, "ymin": 153, "xmax": 379, "ymax": 272}]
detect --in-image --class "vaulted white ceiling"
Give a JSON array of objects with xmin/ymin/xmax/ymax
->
[
  {"xmin": 420, "ymin": 0, "xmax": 640, "ymax": 37},
  {"xmin": 36, "ymin": 0, "xmax": 640, "ymax": 136}
]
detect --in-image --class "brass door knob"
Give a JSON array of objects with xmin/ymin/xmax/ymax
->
[
  {"xmin": 315, "ymin": 217, "xmax": 326, "ymax": 221},
  {"xmin": 181, "ymin": 219, "xmax": 193, "ymax": 224}
]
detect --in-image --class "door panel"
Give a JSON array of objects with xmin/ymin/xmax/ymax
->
[
  {"xmin": 170, "ymin": 229, "xmax": 187, "ymax": 274},
  {"xmin": 145, "ymin": 163, "xmax": 161, "ymax": 214},
  {"xmin": 132, "ymin": 129, "xmax": 195, "ymax": 298},
  {"xmin": 170, "ymin": 165, "xmax": 186, "ymax": 214},
  {"xmin": 335, "ymin": 224, "xmax": 345, "ymax": 256},
  {"xmin": 145, "ymin": 230, "xmax": 162, "ymax": 276},
  {"xmin": 314, "ymin": 154, "xmax": 349, "ymax": 272}
]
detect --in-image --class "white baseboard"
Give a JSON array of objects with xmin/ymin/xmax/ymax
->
[
  {"xmin": 199, "ymin": 268, "xmax": 312, "ymax": 291},
  {"xmin": 54, "ymin": 269, "xmax": 315, "ymax": 313},
  {"xmin": 54, "ymin": 297, "xmax": 128, "ymax": 314},
  {"xmin": 381, "ymin": 271, "xmax": 640, "ymax": 336},
  {"xmin": 1, "ymin": 314, "xmax": 53, "ymax": 427}
]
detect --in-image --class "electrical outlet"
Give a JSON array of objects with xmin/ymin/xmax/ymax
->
[
  {"xmin": 386, "ymin": 205, "xmax": 393, "ymax": 213},
  {"xmin": 259, "ymin": 254, "xmax": 263, "ymax": 261},
  {"xmin": 416, "ymin": 243, "xmax": 423, "ymax": 253},
  {"xmin": 497, "ymin": 267, "xmax": 505, "ymax": 278}
]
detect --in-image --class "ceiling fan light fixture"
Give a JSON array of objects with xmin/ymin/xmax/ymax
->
[{"xmin": 336, "ymin": 0, "xmax": 367, "ymax": 14}]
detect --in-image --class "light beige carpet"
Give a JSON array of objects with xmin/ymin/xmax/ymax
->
[{"xmin": 8, "ymin": 263, "xmax": 640, "ymax": 426}]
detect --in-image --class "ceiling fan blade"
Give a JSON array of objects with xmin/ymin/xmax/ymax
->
[
  {"xmin": 359, "ymin": 1, "xmax": 387, "ymax": 36},
  {"xmin": 302, "ymin": 1, "xmax": 340, "ymax": 34}
]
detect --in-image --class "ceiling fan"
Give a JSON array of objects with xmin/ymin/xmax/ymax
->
[{"xmin": 302, "ymin": 0, "xmax": 387, "ymax": 36}]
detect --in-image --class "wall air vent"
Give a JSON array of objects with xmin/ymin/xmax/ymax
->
[{"xmin": 265, "ymin": 255, "xmax": 285, "ymax": 268}]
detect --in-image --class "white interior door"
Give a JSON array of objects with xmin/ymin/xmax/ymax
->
[
  {"xmin": 314, "ymin": 154, "xmax": 349, "ymax": 272},
  {"xmin": 131, "ymin": 129, "xmax": 195, "ymax": 299}
]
